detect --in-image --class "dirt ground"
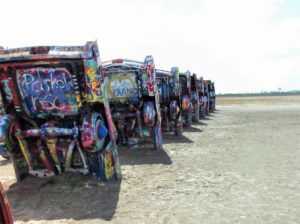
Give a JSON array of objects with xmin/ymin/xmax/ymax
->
[{"xmin": 1, "ymin": 95, "xmax": 300, "ymax": 224}]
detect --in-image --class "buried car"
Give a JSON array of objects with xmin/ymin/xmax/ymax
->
[
  {"xmin": 0, "ymin": 41, "xmax": 121, "ymax": 182},
  {"xmin": 102, "ymin": 57, "xmax": 162, "ymax": 150},
  {"xmin": 197, "ymin": 76, "xmax": 206, "ymax": 119},
  {"xmin": 203, "ymin": 79, "xmax": 210, "ymax": 115},
  {"xmin": 204, "ymin": 79, "xmax": 216, "ymax": 114},
  {"xmin": 190, "ymin": 73, "xmax": 200, "ymax": 122},
  {"xmin": 208, "ymin": 81, "xmax": 216, "ymax": 111},
  {"xmin": 179, "ymin": 71, "xmax": 193, "ymax": 127},
  {"xmin": 156, "ymin": 67, "xmax": 183, "ymax": 135}
]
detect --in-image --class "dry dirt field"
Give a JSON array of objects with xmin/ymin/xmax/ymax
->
[{"xmin": 1, "ymin": 95, "xmax": 300, "ymax": 224}]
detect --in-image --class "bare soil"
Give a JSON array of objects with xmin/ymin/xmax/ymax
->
[{"xmin": 1, "ymin": 95, "xmax": 300, "ymax": 223}]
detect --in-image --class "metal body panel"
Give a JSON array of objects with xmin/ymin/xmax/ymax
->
[
  {"xmin": 103, "ymin": 56, "xmax": 162, "ymax": 150},
  {"xmin": 0, "ymin": 41, "xmax": 121, "ymax": 182}
]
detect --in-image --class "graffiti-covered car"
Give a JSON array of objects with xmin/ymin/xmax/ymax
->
[
  {"xmin": 102, "ymin": 57, "xmax": 162, "ymax": 150},
  {"xmin": 156, "ymin": 67, "xmax": 183, "ymax": 135},
  {"xmin": 204, "ymin": 80, "xmax": 216, "ymax": 114},
  {"xmin": 0, "ymin": 182, "xmax": 13, "ymax": 224},
  {"xmin": 209, "ymin": 81, "xmax": 216, "ymax": 111},
  {"xmin": 0, "ymin": 41, "xmax": 121, "ymax": 182},
  {"xmin": 197, "ymin": 76, "xmax": 206, "ymax": 118},
  {"xmin": 203, "ymin": 80, "xmax": 210, "ymax": 115},
  {"xmin": 179, "ymin": 71, "xmax": 193, "ymax": 127},
  {"xmin": 190, "ymin": 73, "xmax": 200, "ymax": 122}
]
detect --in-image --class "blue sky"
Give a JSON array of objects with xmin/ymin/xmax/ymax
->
[
  {"xmin": 0, "ymin": 0, "xmax": 299, "ymax": 93},
  {"xmin": 276, "ymin": 0, "xmax": 300, "ymax": 19}
]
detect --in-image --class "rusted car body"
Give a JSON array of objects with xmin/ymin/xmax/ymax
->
[
  {"xmin": 197, "ymin": 76, "xmax": 206, "ymax": 118},
  {"xmin": 0, "ymin": 41, "xmax": 121, "ymax": 181},
  {"xmin": 190, "ymin": 73, "xmax": 200, "ymax": 122},
  {"xmin": 156, "ymin": 67, "xmax": 183, "ymax": 135},
  {"xmin": 203, "ymin": 80, "xmax": 210, "ymax": 115},
  {"xmin": 102, "ymin": 57, "xmax": 163, "ymax": 150},
  {"xmin": 179, "ymin": 71, "xmax": 193, "ymax": 127},
  {"xmin": 209, "ymin": 81, "xmax": 216, "ymax": 111}
]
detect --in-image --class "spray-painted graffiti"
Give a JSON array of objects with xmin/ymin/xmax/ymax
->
[
  {"xmin": 0, "ymin": 79, "xmax": 12, "ymax": 102},
  {"xmin": 107, "ymin": 73, "xmax": 138, "ymax": 101},
  {"xmin": 0, "ymin": 115, "xmax": 11, "ymax": 158},
  {"xmin": 85, "ymin": 59, "xmax": 102, "ymax": 102},
  {"xmin": 0, "ymin": 73, "xmax": 14, "ymax": 104},
  {"xmin": 0, "ymin": 41, "xmax": 122, "ymax": 182},
  {"xmin": 17, "ymin": 68, "xmax": 78, "ymax": 118},
  {"xmin": 111, "ymin": 79, "xmax": 136, "ymax": 97},
  {"xmin": 170, "ymin": 67, "xmax": 180, "ymax": 97},
  {"xmin": 144, "ymin": 56, "xmax": 156, "ymax": 96},
  {"xmin": 104, "ymin": 151, "xmax": 114, "ymax": 179},
  {"xmin": 103, "ymin": 56, "xmax": 162, "ymax": 150}
]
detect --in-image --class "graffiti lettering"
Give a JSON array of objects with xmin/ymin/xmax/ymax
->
[
  {"xmin": 85, "ymin": 59, "xmax": 102, "ymax": 100},
  {"xmin": 110, "ymin": 78, "xmax": 137, "ymax": 98},
  {"xmin": 17, "ymin": 68, "xmax": 78, "ymax": 117}
]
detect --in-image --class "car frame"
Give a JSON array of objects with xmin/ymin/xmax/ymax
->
[
  {"xmin": 0, "ymin": 41, "xmax": 121, "ymax": 181},
  {"xmin": 102, "ymin": 57, "xmax": 163, "ymax": 150},
  {"xmin": 156, "ymin": 67, "xmax": 183, "ymax": 135},
  {"xmin": 179, "ymin": 71, "xmax": 193, "ymax": 127}
]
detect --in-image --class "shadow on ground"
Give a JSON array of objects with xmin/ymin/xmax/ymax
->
[
  {"xmin": 184, "ymin": 126, "xmax": 203, "ymax": 133},
  {"xmin": 119, "ymin": 147, "xmax": 172, "ymax": 166},
  {"xmin": 7, "ymin": 146, "xmax": 173, "ymax": 222},
  {"xmin": 203, "ymin": 117, "xmax": 212, "ymax": 120},
  {"xmin": 7, "ymin": 174, "xmax": 121, "ymax": 222},
  {"xmin": 197, "ymin": 121, "xmax": 208, "ymax": 125},
  {"xmin": 0, "ymin": 158, "xmax": 11, "ymax": 166},
  {"xmin": 163, "ymin": 133, "xmax": 194, "ymax": 144}
]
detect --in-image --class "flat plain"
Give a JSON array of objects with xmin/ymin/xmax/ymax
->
[{"xmin": 1, "ymin": 95, "xmax": 300, "ymax": 223}]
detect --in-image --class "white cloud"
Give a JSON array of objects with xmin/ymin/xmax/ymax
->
[{"xmin": 0, "ymin": 0, "xmax": 299, "ymax": 93}]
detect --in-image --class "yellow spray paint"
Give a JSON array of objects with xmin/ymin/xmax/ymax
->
[
  {"xmin": 46, "ymin": 138, "xmax": 61, "ymax": 173},
  {"xmin": 15, "ymin": 131, "xmax": 33, "ymax": 171}
]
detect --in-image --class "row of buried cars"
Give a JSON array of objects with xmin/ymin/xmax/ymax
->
[{"xmin": 0, "ymin": 41, "xmax": 215, "ymax": 223}]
